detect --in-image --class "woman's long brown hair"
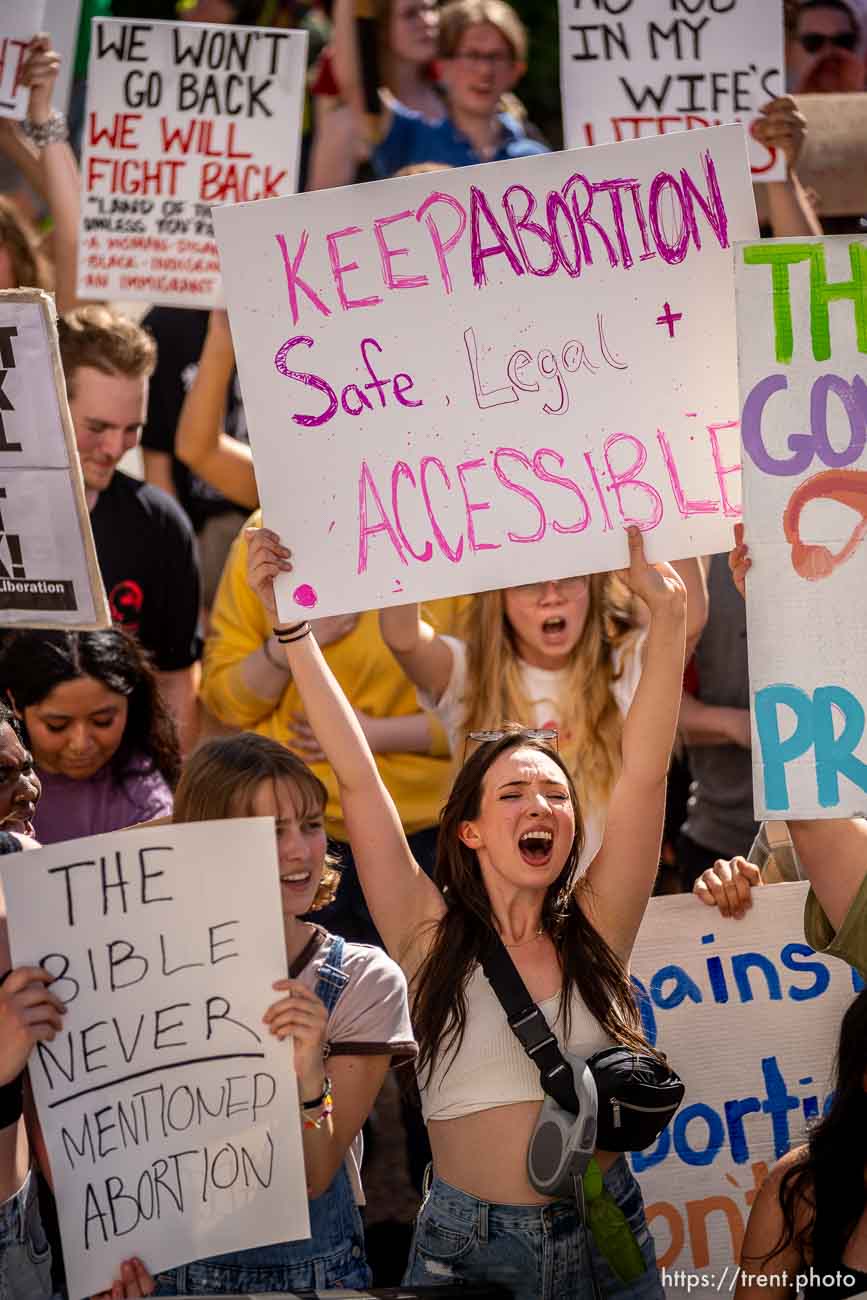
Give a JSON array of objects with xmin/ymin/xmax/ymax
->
[{"xmin": 410, "ymin": 730, "xmax": 654, "ymax": 1089}]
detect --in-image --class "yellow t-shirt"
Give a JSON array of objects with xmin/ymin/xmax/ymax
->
[{"xmin": 200, "ymin": 512, "xmax": 464, "ymax": 841}]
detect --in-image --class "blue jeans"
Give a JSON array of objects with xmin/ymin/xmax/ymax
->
[
  {"xmin": 404, "ymin": 1156, "xmax": 663, "ymax": 1300},
  {"xmin": 0, "ymin": 1169, "xmax": 53, "ymax": 1300},
  {"xmin": 153, "ymin": 1161, "xmax": 370, "ymax": 1294}
]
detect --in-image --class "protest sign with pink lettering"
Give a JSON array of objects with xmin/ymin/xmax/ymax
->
[
  {"xmin": 78, "ymin": 18, "xmax": 307, "ymax": 308},
  {"xmin": 558, "ymin": 0, "xmax": 785, "ymax": 182},
  {"xmin": 214, "ymin": 125, "xmax": 757, "ymax": 621}
]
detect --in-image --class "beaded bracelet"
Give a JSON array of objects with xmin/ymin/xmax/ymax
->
[
  {"xmin": 302, "ymin": 1082, "xmax": 333, "ymax": 1131},
  {"xmin": 273, "ymin": 621, "xmax": 311, "ymax": 645},
  {"xmin": 21, "ymin": 112, "xmax": 68, "ymax": 148}
]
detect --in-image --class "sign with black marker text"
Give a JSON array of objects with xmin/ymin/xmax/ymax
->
[
  {"xmin": 558, "ymin": 0, "xmax": 785, "ymax": 181},
  {"xmin": 1, "ymin": 819, "xmax": 310, "ymax": 1298},
  {"xmin": 0, "ymin": 290, "xmax": 108, "ymax": 630}
]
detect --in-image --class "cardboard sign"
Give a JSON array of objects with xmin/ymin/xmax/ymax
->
[
  {"xmin": 214, "ymin": 126, "xmax": 757, "ymax": 623},
  {"xmin": 0, "ymin": 290, "xmax": 108, "ymax": 630},
  {"xmin": 795, "ymin": 94, "xmax": 867, "ymax": 218},
  {"xmin": 736, "ymin": 235, "xmax": 867, "ymax": 818},
  {"xmin": 559, "ymin": 0, "xmax": 785, "ymax": 182},
  {"xmin": 1, "ymin": 819, "xmax": 310, "ymax": 1299},
  {"xmin": 631, "ymin": 885, "xmax": 863, "ymax": 1295},
  {"xmin": 78, "ymin": 18, "xmax": 308, "ymax": 308},
  {"xmin": 0, "ymin": 0, "xmax": 46, "ymax": 120}
]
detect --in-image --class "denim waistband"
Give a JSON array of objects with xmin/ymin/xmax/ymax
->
[
  {"xmin": 423, "ymin": 1154, "xmax": 633, "ymax": 1238},
  {"xmin": 0, "ymin": 1168, "xmax": 35, "ymax": 1247}
]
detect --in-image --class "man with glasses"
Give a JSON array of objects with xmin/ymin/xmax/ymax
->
[{"xmin": 787, "ymin": 0, "xmax": 863, "ymax": 94}]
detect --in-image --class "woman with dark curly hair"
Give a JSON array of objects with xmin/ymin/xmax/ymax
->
[
  {"xmin": 0, "ymin": 629, "xmax": 180, "ymax": 844},
  {"xmin": 735, "ymin": 988, "xmax": 867, "ymax": 1299}
]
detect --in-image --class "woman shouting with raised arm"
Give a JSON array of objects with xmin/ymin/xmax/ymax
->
[{"xmin": 247, "ymin": 525, "xmax": 686, "ymax": 1299}]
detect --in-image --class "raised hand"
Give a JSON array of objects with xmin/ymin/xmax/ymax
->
[
  {"xmin": 246, "ymin": 527, "xmax": 292, "ymax": 622},
  {"xmin": 616, "ymin": 526, "xmax": 686, "ymax": 625},
  {"xmin": 19, "ymin": 35, "xmax": 61, "ymax": 125},
  {"xmin": 754, "ymin": 97, "xmax": 806, "ymax": 172},
  {"xmin": 0, "ymin": 967, "xmax": 65, "ymax": 1087},
  {"xmin": 729, "ymin": 522, "xmax": 751, "ymax": 600}
]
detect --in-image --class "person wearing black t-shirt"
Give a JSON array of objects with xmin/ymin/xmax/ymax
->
[
  {"xmin": 140, "ymin": 306, "xmax": 251, "ymax": 608},
  {"xmin": 58, "ymin": 306, "xmax": 201, "ymax": 750}
]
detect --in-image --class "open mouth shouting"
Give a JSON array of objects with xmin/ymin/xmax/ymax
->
[
  {"xmin": 518, "ymin": 828, "xmax": 554, "ymax": 866},
  {"xmin": 3, "ymin": 805, "xmax": 36, "ymax": 838}
]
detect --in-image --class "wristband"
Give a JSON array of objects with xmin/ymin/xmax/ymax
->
[
  {"xmin": 301, "ymin": 1075, "xmax": 332, "ymax": 1109},
  {"xmin": 274, "ymin": 621, "xmax": 311, "ymax": 645},
  {"xmin": 21, "ymin": 111, "xmax": 68, "ymax": 148}
]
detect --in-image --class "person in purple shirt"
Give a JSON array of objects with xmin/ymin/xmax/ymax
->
[
  {"xmin": 0, "ymin": 630, "xmax": 180, "ymax": 845},
  {"xmin": 371, "ymin": 0, "xmax": 548, "ymax": 177}
]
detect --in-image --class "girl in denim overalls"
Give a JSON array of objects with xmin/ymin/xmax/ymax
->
[{"xmin": 96, "ymin": 732, "xmax": 415, "ymax": 1298}]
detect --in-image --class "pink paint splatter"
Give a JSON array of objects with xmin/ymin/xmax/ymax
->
[{"xmin": 293, "ymin": 583, "xmax": 318, "ymax": 608}]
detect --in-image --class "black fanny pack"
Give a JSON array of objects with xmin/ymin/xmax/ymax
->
[
  {"xmin": 583, "ymin": 1044, "xmax": 685, "ymax": 1151},
  {"xmin": 480, "ymin": 935, "xmax": 684, "ymax": 1173}
]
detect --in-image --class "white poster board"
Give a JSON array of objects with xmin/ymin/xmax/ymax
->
[
  {"xmin": 0, "ymin": 289, "xmax": 109, "ymax": 630},
  {"xmin": 736, "ymin": 235, "xmax": 867, "ymax": 819},
  {"xmin": 44, "ymin": 0, "xmax": 82, "ymax": 117},
  {"xmin": 631, "ymin": 885, "xmax": 863, "ymax": 1295},
  {"xmin": 1, "ymin": 819, "xmax": 310, "ymax": 1299},
  {"xmin": 0, "ymin": 0, "xmax": 46, "ymax": 120},
  {"xmin": 215, "ymin": 126, "xmax": 758, "ymax": 623},
  {"xmin": 78, "ymin": 18, "xmax": 308, "ymax": 308},
  {"xmin": 558, "ymin": 0, "xmax": 785, "ymax": 182}
]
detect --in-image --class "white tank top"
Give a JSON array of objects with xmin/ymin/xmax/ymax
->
[{"xmin": 419, "ymin": 964, "xmax": 614, "ymax": 1122}]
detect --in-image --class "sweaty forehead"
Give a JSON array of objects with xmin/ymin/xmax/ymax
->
[{"xmin": 0, "ymin": 722, "xmax": 24, "ymax": 764}]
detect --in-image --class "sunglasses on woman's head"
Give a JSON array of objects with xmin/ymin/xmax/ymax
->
[
  {"xmin": 798, "ymin": 30, "xmax": 858, "ymax": 53},
  {"xmin": 462, "ymin": 728, "xmax": 559, "ymax": 765}
]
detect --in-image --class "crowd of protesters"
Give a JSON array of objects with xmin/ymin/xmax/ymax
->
[{"xmin": 0, "ymin": 1, "xmax": 866, "ymax": 1298}]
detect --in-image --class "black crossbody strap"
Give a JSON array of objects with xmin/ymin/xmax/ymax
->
[{"xmin": 480, "ymin": 935, "xmax": 579, "ymax": 1115}]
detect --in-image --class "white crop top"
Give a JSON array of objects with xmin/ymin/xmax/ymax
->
[{"xmin": 419, "ymin": 964, "xmax": 614, "ymax": 1123}]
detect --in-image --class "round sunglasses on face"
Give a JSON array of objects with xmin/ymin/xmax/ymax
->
[
  {"xmin": 798, "ymin": 30, "xmax": 858, "ymax": 54},
  {"xmin": 510, "ymin": 576, "xmax": 589, "ymax": 601}
]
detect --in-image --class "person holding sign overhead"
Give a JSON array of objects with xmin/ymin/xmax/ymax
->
[
  {"xmin": 245, "ymin": 522, "xmax": 687, "ymax": 1299},
  {"xmin": 379, "ymin": 558, "xmax": 706, "ymax": 878}
]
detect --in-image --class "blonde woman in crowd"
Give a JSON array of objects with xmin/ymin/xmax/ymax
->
[{"xmin": 380, "ymin": 560, "xmax": 706, "ymax": 875}]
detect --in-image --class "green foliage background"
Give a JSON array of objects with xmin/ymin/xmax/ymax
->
[{"xmin": 511, "ymin": 0, "xmax": 564, "ymax": 148}]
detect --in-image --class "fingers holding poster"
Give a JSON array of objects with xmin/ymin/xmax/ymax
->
[
  {"xmin": 214, "ymin": 126, "xmax": 757, "ymax": 622},
  {"xmin": 78, "ymin": 19, "xmax": 308, "ymax": 308},
  {"xmin": 0, "ymin": 819, "xmax": 310, "ymax": 1299},
  {"xmin": 0, "ymin": 291, "xmax": 108, "ymax": 630},
  {"xmin": 558, "ymin": 0, "xmax": 786, "ymax": 182},
  {"xmin": 736, "ymin": 235, "xmax": 867, "ymax": 817}
]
